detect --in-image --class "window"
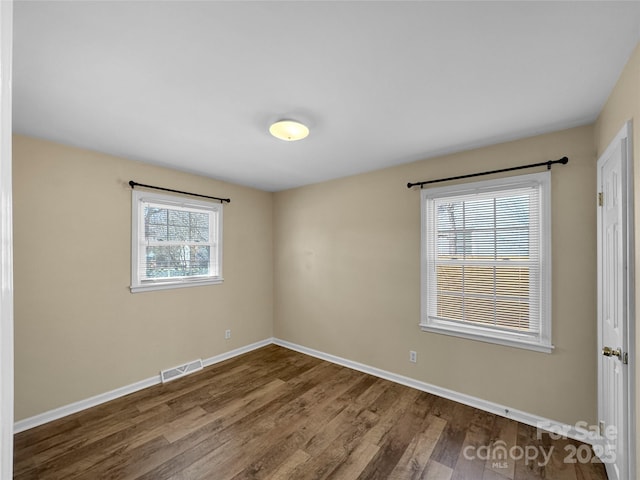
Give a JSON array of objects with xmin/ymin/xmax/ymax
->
[
  {"xmin": 420, "ymin": 171, "xmax": 552, "ymax": 352},
  {"xmin": 131, "ymin": 190, "xmax": 223, "ymax": 293}
]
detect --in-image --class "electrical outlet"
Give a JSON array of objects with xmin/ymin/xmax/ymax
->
[
  {"xmin": 225, "ymin": 329, "xmax": 231, "ymax": 339},
  {"xmin": 409, "ymin": 350, "xmax": 417, "ymax": 363}
]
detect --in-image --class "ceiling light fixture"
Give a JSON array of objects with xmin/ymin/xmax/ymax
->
[{"xmin": 269, "ymin": 119, "xmax": 309, "ymax": 141}]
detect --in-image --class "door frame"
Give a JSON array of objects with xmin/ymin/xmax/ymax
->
[
  {"xmin": 597, "ymin": 120, "xmax": 635, "ymax": 480},
  {"xmin": 0, "ymin": 0, "xmax": 13, "ymax": 478}
]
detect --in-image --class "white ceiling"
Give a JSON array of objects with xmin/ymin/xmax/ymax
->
[{"xmin": 12, "ymin": 1, "xmax": 640, "ymax": 192}]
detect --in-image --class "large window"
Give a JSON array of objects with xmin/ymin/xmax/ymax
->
[
  {"xmin": 420, "ymin": 172, "xmax": 552, "ymax": 352},
  {"xmin": 131, "ymin": 190, "xmax": 223, "ymax": 293}
]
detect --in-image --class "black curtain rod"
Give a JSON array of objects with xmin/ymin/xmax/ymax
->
[
  {"xmin": 129, "ymin": 181, "xmax": 231, "ymax": 204},
  {"xmin": 406, "ymin": 156, "xmax": 569, "ymax": 189}
]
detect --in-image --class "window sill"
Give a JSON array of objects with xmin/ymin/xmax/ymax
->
[
  {"xmin": 419, "ymin": 323, "xmax": 554, "ymax": 353},
  {"xmin": 130, "ymin": 277, "xmax": 223, "ymax": 293}
]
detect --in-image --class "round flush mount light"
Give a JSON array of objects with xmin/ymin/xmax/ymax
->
[{"xmin": 269, "ymin": 119, "xmax": 309, "ymax": 141}]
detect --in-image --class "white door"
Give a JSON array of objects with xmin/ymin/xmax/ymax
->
[{"xmin": 597, "ymin": 122, "xmax": 633, "ymax": 480}]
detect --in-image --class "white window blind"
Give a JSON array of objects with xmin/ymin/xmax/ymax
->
[
  {"xmin": 420, "ymin": 172, "xmax": 552, "ymax": 352},
  {"xmin": 131, "ymin": 190, "xmax": 223, "ymax": 293}
]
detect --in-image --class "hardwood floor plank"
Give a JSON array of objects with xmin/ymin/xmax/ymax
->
[
  {"xmin": 326, "ymin": 442, "xmax": 380, "ymax": 479},
  {"xmin": 71, "ymin": 435, "xmax": 171, "ymax": 480},
  {"xmin": 138, "ymin": 364, "xmax": 359, "ymax": 480},
  {"xmin": 421, "ymin": 460, "xmax": 454, "ymax": 480},
  {"xmin": 164, "ymin": 379, "xmax": 286, "ymax": 443},
  {"xmin": 356, "ymin": 390, "xmax": 436, "ymax": 479},
  {"xmin": 286, "ymin": 408, "xmax": 380, "ymax": 479},
  {"xmin": 134, "ymin": 363, "xmax": 253, "ymax": 414},
  {"xmin": 356, "ymin": 383, "xmax": 422, "ymax": 448},
  {"xmin": 483, "ymin": 417, "xmax": 518, "ymax": 479},
  {"xmin": 262, "ymin": 449, "xmax": 311, "ymax": 480},
  {"xmin": 13, "ymin": 346, "xmax": 608, "ymax": 480},
  {"xmin": 13, "ymin": 416, "xmax": 81, "ymax": 452},
  {"xmin": 543, "ymin": 436, "xmax": 579, "ymax": 480},
  {"xmin": 573, "ymin": 448, "xmax": 607, "ymax": 480},
  {"xmin": 15, "ymin": 402, "xmax": 175, "ymax": 480},
  {"xmin": 513, "ymin": 423, "xmax": 548, "ymax": 479},
  {"xmin": 482, "ymin": 469, "xmax": 511, "ymax": 480},
  {"xmin": 431, "ymin": 400, "xmax": 476, "ymax": 470},
  {"xmin": 388, "ymin": 414, "xmax": 447, "ymax": 479},
  {"xmin": 229, "ymin": 375, "xmax": 387, "ymax": 480},
  {"xmin": 450, "ymin": 423, "xmax": 491, "ymax": 480}
]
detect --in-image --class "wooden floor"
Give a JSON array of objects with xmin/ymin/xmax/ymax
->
[{"xmin": 14, "ymin": 345, "xmax": 607, "ymax": 480}]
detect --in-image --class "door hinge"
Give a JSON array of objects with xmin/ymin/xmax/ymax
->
[
  {"xmin": 598, "ymin": 192, "xmax": 603, "ymax": 207},
  {"xmin": 599, "ymin": 420, "xmax": 605, "ymax": 436}
]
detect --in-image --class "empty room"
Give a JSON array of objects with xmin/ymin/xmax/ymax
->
[{"xmin": 2, "ymin": 1, "xmax": 640, "ymax": 479}]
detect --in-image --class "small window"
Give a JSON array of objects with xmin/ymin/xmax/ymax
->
[
  {"xmin": 131, "ymin": 190, "xmax": 223, "ymax": 293},
  {"xmin": 420, "ymin": 171, "xmax": 552, "ymax": 352}
]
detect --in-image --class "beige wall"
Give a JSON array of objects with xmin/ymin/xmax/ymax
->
[
  {"xmin": 594, "ymin": 42, "xmax": 640, "ymax": 471},
  {"xmin": 13, "ymin": 135, "xmax": 274, "ymax": 421},
  {"xmin": 274, "ymin": 125, "xmax": 597, "ymax": 426}
]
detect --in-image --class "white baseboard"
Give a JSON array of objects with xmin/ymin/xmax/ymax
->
[
  {"xmin": 13, "ymin": 338, "xmax": 272, "ymax": 433},
  {"xmin": 272, "ymin": 338, "xmax": 599, "ymax": 446},
  {"xmin": 14, "ymin": 336, "xmax": 599, "ymax": 447}
]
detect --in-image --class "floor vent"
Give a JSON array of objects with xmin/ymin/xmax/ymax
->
[{"xmin": 160, "ymin": 359, "xmax": 203, "ymax": 383}]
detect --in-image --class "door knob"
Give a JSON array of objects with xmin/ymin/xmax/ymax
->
[{"xmin": 602, "ymin": 346, "xmax": 622, "ymax": 358}]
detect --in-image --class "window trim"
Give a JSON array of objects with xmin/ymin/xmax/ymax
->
[
  {"xmin": 420, "ymin": 171, "xmax": 553, "ymax": 353},
  {"xmin": 130, "ymin": 189, "xmax": 223, "ymax": 293}
]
